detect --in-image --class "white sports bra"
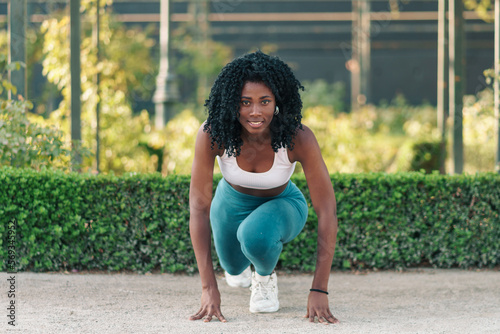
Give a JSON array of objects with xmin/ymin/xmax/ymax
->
[{"xmin": 216, "ymin": 147, "xmax": 296, "ymax": 190}]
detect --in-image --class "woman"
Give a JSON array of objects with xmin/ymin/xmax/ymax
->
[{"xmin": 188, "ymin": 51, "xmax": 339, "ymax": 324}]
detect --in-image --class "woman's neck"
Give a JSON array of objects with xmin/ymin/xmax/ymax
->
[{"xmin": 241, "ymin": 130, "xmax": 271, "ymax": 145}]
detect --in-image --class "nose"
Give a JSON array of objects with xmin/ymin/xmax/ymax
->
[{"xmin": 249, "ymin": 104, "xmax": 262, "ymax": 117}]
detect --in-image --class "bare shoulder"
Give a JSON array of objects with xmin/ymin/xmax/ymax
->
[
  {"xmin": 289, "ymin": 124, "xmax": 320, "ymax": 162},
  {"xmin": 195, "ymin": 121, "xmax": 223, "ymax": 157},
  {"xmin": 293, "ymin": 124, "xmax": 317, "ymax": 145}
]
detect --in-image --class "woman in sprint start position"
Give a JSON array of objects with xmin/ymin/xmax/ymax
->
[{"xmin": 188, "ymin": 51, "xmax": 339, "ymax": 324}]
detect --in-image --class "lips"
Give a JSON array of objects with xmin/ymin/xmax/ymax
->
[{"xmin": 248, "ymin": 121, "xmax": 264, "ymax": 128}]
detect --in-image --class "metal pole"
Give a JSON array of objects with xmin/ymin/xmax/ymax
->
[
  {"xmin": 495, "ymin": 0, "xmax": 500, "ymax": 173},
  {"xmin": 198, "ymin": 0, "xmax": 210, "ymax": 105},
  {"xmin": 350, "ymin": 0, "xmax": 361, "ymax": 111},
  {"xmin": 360, "ymin": 0, "xmax": 371, "ymax": 105},
  {"xmin": 437, "ymin": 0, "xmax": 448, "ymax": 174},
  {"xmin": 349, "ymin": 0, "xmax": 370, "ymax": 111},
  {"xmin": 153, "ymin": 0, "xmax": 179, "ymax": 129},
  {"xmin": 8, "ymin": 0, "xmax": 27, "ymax": 100},
  {"xmin": 70, "ymin": 0, "xmax": 82, "ymax": 168},
  {"xmin": 94, "ymin": 0, "xmax": 101, "ymax": 173},
  {"xmin": 448, "ymin": 0, "xmax": 464, "ymax": 174}
]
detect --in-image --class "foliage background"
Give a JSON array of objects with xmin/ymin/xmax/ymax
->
[{"xmin": 1, "ymin": 0, "xmax": 497, "ymax": 176}]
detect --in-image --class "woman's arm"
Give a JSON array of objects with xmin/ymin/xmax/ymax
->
[
  {"xmin": 290, "ymin": 125, "xmax": 339, "ymax": 324},
  {"xmin": 188, "ymin": 124, "xmax": 226, "ymax": 322}
]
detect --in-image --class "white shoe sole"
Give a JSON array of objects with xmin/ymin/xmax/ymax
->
[
  {"xmin": 249, "ymin": 303, "xmax": 279, "ymax": 313},
  {"xmin": 225, "ymin": 267, "xmax": 252, "ymax": 288},
  {"xmin": 226, "ymin": 280, "xmax": 251, "ymax": 288}
]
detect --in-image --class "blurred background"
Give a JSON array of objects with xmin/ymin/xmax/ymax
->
[{"xmin": 0, "ymin": 0, "xmax": 498, "ymax": 175}]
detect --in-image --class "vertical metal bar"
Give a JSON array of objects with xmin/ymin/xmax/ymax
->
[
  {"xmin": 437, "ymin": 0, "xmax": 448, "ymax": 174},
  {"xmin": 199, "ymin": 0, "xmax": 210, "ymax": 104},
  {"xmin": 70, "ymin": 0, "xmax": 82, "ymax": 168},
  {"xmin": 448, "ymin": 0, "xmax": 464, "ymax": 174},
  {"xmin": 153, "ymin": 0, "xmax": 179, "ymax": 129},
  {"xmin": 95, "ymin": 0, "xmax": 101, "ymax": 173},
  {"xmin": 360, "ymin": 0, "xmax": 370, "ymax": 105},
  {"xmin": 495, "ymin": 0, "xmax": 500, "ymax": 173},
  {"xmin": 350, "ymin": 0, "xmax": 370, "ymax": 111},
  {"xmin": 8, "ymin": 0, "xmax": 27, "ymax": 100},
  {"xmin": 350, "ymin": 0, "xmax": 361, "ymax": 111}
]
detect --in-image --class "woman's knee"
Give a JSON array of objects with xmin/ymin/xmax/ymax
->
[{"xmin": 237, "ymin": 227, "xmax": 280, "ymax": 258}]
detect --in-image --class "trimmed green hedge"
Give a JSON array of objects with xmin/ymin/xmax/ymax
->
[{"xmin": 1, "ymin": 167, "xmax": 499, "ymax": 273}]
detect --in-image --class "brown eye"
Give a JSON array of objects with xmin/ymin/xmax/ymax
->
[
  {"xmin": 262, "ymin": 100, "xmax": 270, "ymax": 105},
  {"xmin": 241, "ymin": 100, "xmax": 250, "ymax": 106}
]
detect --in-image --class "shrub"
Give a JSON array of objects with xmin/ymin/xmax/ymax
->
[
  {"xmin": 1, "ymin": 168, "xmax": 498, "ymax": 273},
  {"xmin": 302, "ymin": 106, "xmax": 400, "ymax": 173},
  {"xmin": 392, "ymin": 140, "xmax": 443, "ymax": 173},
  {"xmin": 461, "ymin": 89, "xmax": 497, "ymax": 173},
  {"xmin": 0, "ymin": 55, "xmax": 90, "ymax": 171},
  {"xmin": 0, "ymin": 98, "xmax": 71, "ymax": 170}
]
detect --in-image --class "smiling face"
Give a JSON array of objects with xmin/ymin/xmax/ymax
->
[{"xmin": 238, "ymin": 81, "xmax": 276, "ymax": 139}]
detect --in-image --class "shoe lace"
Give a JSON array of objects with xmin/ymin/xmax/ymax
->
[{"xmin": 251, "ymin": 278, "xmax": 275, "ymax": 300}]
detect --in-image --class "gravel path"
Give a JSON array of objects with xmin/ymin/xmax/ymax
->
[{"xmin": 2, "ymin": 268, "xmax": 500, "ymax": 333}]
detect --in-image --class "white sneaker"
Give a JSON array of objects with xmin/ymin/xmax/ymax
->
[
  {"xmin": 224, "ymin": 266, "xmax": 252, "ymax": 288},
  {"xmin": 249, "ymin": 271, "xmax": 279, "ymax": 313}
]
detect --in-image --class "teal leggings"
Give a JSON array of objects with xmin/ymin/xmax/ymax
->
[{"xmin": 210, "ymin": 178, "xmax": 308, "ymax": 276}]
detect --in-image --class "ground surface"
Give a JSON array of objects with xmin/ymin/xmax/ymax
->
[{"xmin": 2, "ymin": 268, "xmax": 499, "ymax": 333}]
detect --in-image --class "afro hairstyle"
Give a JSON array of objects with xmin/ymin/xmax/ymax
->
[{"xmin": 203, "ymin": 50, "xmax": 304, "ymax": 157}]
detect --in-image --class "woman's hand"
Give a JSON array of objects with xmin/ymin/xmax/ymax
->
[
  {"xmin": 189, "ymin": 287, "xmax": 227, "ymax": 323},
  {"xmin": 304, "ymin": 291, "xmax": 339, "ymax": 325}
]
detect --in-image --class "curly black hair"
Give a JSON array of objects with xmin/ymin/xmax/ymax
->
[{"xmin": 203, "ymin": 51, "xmax": 304, "ymax": 157}]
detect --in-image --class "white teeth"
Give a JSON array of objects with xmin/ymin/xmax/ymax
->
[{"xmin": 249, "ymin": 121, "xmax": 262, "ymax": 125}]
